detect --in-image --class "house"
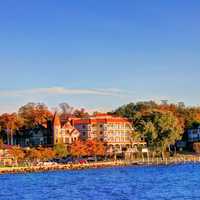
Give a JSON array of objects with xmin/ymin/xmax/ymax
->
[
  {"xmin": 4, "ymin": 114, "xmax": 80, "ymax": 148},
  {"xmin": 53, "ymin": 113, "xmax": 80, "ymax": 146},
  {"xmin": 187, "ymin": 125, "xmax": 200, "ymax": 143},
  {"xmin": 13, "ymin": 124, "xmax": 52, "ymax": 147},
  {"xmin": 0, "ymin": 148, "xmax": 16, "ymax": 166}
]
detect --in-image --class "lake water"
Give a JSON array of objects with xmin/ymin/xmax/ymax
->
[{"xmin": 0, "ymin": 164, "xmax": 200, "ymax": 200}]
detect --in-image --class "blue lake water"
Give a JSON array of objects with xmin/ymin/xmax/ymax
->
[{"xmin": 0, "ymin": 164, "xmax": 200, "ymax": 200}]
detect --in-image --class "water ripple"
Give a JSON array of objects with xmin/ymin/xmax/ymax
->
[{"xmin": 0, "ymin": 164, "xmax": 199, "ymax": 200}]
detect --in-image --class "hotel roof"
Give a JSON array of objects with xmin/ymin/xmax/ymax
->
[{"xmin": 70, "ymin": 113, "xmax": 131, "ymax": 125}]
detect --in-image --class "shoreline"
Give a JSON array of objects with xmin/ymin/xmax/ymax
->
[
  {"xmin": 1, "ymin": 157, "xmax": 200, "ymax": 175},
  {"xmin": 0, "ymin": 161, "xmax": 131, "ymax": 175}
]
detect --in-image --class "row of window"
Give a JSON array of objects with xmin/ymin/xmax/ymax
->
[
  {"xmin": 188, "ymin": 130, "xmax": 200, "ymax": 134},
  {"xmin": 106, "ymin": 137, "xmax": 131, "ymax": 142},
  {"xmin": 81, "ymin": 131, "xmax": 130, "ymax": 137},
  {"xmin": 106, "ymin": 132, "xmax": 130, "ymax": 136},
  {"xmin": 77, "ymin": 124, "xmax": 132, "ymax": 130},
  {"xmin": 57, "ymin": 137, "xmax": 78, "ymax": 144}
]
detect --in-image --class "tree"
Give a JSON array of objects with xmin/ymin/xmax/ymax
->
[
  {"xmin": 73, "ymin": 108, "xmax": 89, "ymax": 118},
  {"xmin": 188, "ymin": 121, "xmax": 200, "ymax": 129},
  {"xmin": 0, "ymin": 113, "xmax": 23, "ymax": 145},
  {"xmin": 134, "ymin": 111, "xmax": 183, "ymax": 158},
  {"xmin": 25, "ymin": 148, "xmax": 42, "ymax": 162},
  {"xmin": 111, "ymin": 101, "xmax": 196, "ymax": 144},
  {"xmin": 0, "ymin": 139, "xmax": 4, "ymax": 149},
  {"xmin": 18, "ymin": 103, "xmax": 52, "ymax": 128},
  {"xmin": 70, "ymin": 140, "xmax": 87, "ymax": 157},
  {"xmin": 71, "ymin": 139, "xmax": 106, "ymax": 158},
  {"xmin": 53, "ymin": 143, "xmax": 68, "ymax": 158},
  {"xmin": 8, "ymin": 147, "xmax": 25, "ymax": 163},
  {"xmin": 85, "ymin": 140, "xmax": 106, "ymax": 157},
  {"xmin": 37, "ymin": 147, "xmax": 55, "ymax": 161},
  {"xmin": 59, "ymin": 103, "xmax": 74, "ymax": 115}
]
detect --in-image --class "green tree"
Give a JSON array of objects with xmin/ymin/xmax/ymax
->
[
  {"xmin": 135, "ymin": 111, "xmax": 183, "ymax": 158},
  {"xmin": 53, "ymin": 143, "xmax": 68, "ymax": 158}
]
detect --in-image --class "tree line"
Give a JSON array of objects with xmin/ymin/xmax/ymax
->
[
  {"xmin": 1, "ymin": 100, "xmax": 200, "ymax": 160},
  {"xmin": 110, "ymin": 101, "xmax": 200, "ymax": 157},
  {"xmin": 0, "ymin": 140, "xmax": 106, "ymax": 165},
  {"xmin": 0, "ymin": 102, "xmax": 89, "ymax": 144}
]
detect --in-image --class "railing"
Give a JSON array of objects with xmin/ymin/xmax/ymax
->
[{"xmin": 124, "ymin": 155, "xmax": 200, "ymax": 165}]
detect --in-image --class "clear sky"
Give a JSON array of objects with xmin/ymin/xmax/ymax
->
[{"xmin": 0, "ymin": 0, "xmax": 200, "ymax": 113}]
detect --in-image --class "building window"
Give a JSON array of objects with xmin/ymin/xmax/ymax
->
[
  {"xmin": 65, "ymin": 138, "xmax": 69, "ymax": 143},
  {"xmin": 82, "ymin": 132, "xmax": 86, "ymax": 137}
]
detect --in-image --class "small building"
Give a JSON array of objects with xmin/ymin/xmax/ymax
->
[
  {"xmin": 0, "ymin": 148, "xmax": 16, "ymax": 166},
  {"xmin": 14, "ymin": 125, "xmax": 52, "ymax": 147},
  {"xmin": 53, "ymin": 114, "xmax": 80, "ymax": 146},
  {"xmin": 187, "ymin": 126, "xmax": 200, "ymax": 143}
]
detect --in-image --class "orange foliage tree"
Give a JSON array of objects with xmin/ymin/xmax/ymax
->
[
  {"xmin": 0, "ymin": 139, "xmax": 4, "ymax": 148},
  {"xmin": 71, "ymin": 139, "xmax": 106, "ymax": 157},
  {"xmin": 70, "ymin": 140, "xmax": 87, "ymax": 157},
  {"xmin": 25, "ymin": 147, "xmax": 55, "ymax": 162},
  {"xmin": 85, "ymin": 140, "xmax": 106, "ymax": 157},
  {"xmin": 25, "ymin": 148, "xmax": 42, "ymax": 162},
  {"xmin": 0, "ymin": 113, "xmax": 23, "ymax": 145},
  {"xmin": 38, "ymin": 147, "xmax": 55, "ymax": 161},
  {"xmin": 18, "ymin": 103, "xmax": 52, "ymax": 128},
  {"xmin": 8, "ymin": 147, "xmax": 25, "ymax": 163}
]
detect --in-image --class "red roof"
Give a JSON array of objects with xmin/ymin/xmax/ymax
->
[{"xmin": 70, "ymin": 114, "xmax": 131, "ymax": 125}]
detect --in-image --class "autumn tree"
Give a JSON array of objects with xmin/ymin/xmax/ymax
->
[
  {"xmin": 37, "ymin": 147, "xmax": 55, "ymax": 161},
  {"xmin": 8, "ymin": 147, "xmax": 25, "ymax": 164},
  {"xmin": 0, "ymin": 113, "xmax": 23, "ymax": 145},
  {"xmin": 18, "ymin": 103, "xmax": 52, "ymax": 128},
  {"xmin": 25, "ymin": 148, "xmax": 42, "ymax": 162},
  {"xmin": 0, "ymin": 139, "xmax": 4, "ymax": 149},
  {"xmin": 70, "ymin": 140, "xmax": 87, "ymax": 157},
  {"xmin": 85, "ymin": 140, "xmax": 106, "ymax": 157},
  {"xmin": 71, "ymin": 139, "xmax": 106, "ymax": 158}
]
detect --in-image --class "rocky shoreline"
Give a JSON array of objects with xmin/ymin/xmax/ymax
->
[
  {"xmin": 1, "ymin": 156, "xmax": 200, "ymax": 175},
  {"xmin": 0, "ymin": 161, "xmax": 132, "ymax": 174}
]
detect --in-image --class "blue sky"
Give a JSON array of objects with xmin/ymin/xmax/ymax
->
[{"xmin": 0, "ymin": 0, "xmax": 200, "ymax": 113}]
